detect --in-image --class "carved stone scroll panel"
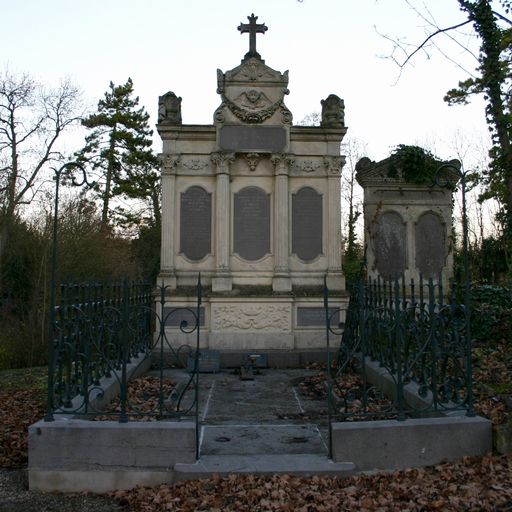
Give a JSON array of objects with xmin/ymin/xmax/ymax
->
[{"xmin": 211, "ymin": 303, "xmax": 292, "ymax": 332}]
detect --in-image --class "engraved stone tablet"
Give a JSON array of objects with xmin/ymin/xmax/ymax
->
[
  {"xmin": 163, "ymin": 306, "xmax": 205, "ymax": 327},
  {"xmin": 234, "ymin": 187, "xmax": 270, "ymax": 261},
  {"xmin": 219, "ymin": 125, "xmax": 286, "ymax": 152},
  {"xmin": 415, "ymin": 212, "xmax": 445, "ymax": 278},
  {"xmin": 374, "ymin": 211, "xmax": 406, "ymax": 279},
  {"xmin": 180, "ymin": 186, "xmax": 211, "ymax": 261},
  {"xmin": 292, "ymin": 187, "xmax": 323, "ymax": 261},
  {"xmin": 297, "ymin": 307, "xmax": 339, "ymax": 327}
]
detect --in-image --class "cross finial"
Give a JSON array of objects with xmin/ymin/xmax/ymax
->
[{"xmin": 238, "ymin": 13, "xmax": 268, "ymax": 60}]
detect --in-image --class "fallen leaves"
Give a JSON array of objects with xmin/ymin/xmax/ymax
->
[
  {"xmin": 94, "ymin": 376, "xmax": 175, "ymax": 421},
  {"xmin": 112, "ymin": 453, "xmax": 512, "ymax": 511},
  {"xmin": 298, "ymin": 371, "xmax": 397, "ymax": 420},
  {"xmin": 0, "ymin": 388, "xmax": 46, "ymax": 468}
]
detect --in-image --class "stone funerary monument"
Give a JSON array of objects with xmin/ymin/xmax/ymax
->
[{"xmin": 157, "ymin": 14, "xmax": 347, "ymax": 350}]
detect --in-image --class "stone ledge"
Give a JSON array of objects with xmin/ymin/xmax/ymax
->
[
  {"xmin": 29, "ymin": 420, "xmax": 196, "ymax": 491},
  {"xmin": 332, "ymin": 416, "xmax": 492, "ymax": 471},
  {"xmin": 29, "ymin": 469, "xmax": 176, "ymax": 493}
]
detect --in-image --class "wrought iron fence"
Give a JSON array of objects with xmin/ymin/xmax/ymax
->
[
  {"xmin": 325, "ymin": 275, "xmax": 474, "ymax": 425},
  {"xmin": 45, "ymin": 277, "xmax": 203, "ymax": 434}
]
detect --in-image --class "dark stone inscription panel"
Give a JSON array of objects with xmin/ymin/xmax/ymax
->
[
  {"xmin": 292, "ymin": 187, "xmax": 323, "ymax": 261},
  {"xmin": 415, "ymin": 212, "xmax": 445, "ymax": 278},
  {"xmin": 180, "ymin": 186, "xmax": 211, "ymax": 261},
  {"xmin": 163, "ymin": 307, "xmax": 205, "ymax": 327},
  {"xmin": 219, "ymin": 125, "xmax": 287, "ymax": 152},
  {"xmin": 374, "ymin": 211, "xmax": 406, "ymax": 279},
  {"xmin": 297, "ymin": 307, "xmax": 340, "ymax": 327},
  {"xmin": 234, "ymin": 187, "xmax": 270, "ymax": 261}
]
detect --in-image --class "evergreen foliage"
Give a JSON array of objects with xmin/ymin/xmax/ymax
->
[{"xmin": 75, "ymin": 78, "xmax": 160, "ymax": 228}]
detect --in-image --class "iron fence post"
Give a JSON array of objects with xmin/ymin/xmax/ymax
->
[
  {"xmin": 45, "ymin": 162, "xmax": 92, "ymax": 421},
  {"xmin": 394, "ymin": 279, "xmax": 406, "ymax": 420},
  {"xmin": 119, "ymin": 278, "xmax": 129, "ymax": 423},
  {"xmin": 323, "ymin": 275, "xmax": 333, "ymax": 459},
  {"xmin": 195, "ymin": 273, "xmax": 202, "ymax": 461}
]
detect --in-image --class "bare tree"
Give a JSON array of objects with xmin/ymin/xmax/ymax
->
[
  {"xmin": 380, "ymin": 1, "xmax": 512, "ymax": 264},
  {"xmin": 0, "ymin": 70, "xmax": 82, "ymax": 273}
]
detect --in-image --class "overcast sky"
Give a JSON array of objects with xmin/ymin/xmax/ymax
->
[{"xmin": 2, "ymin": 0, "xmax": 490, "ymax": 164}]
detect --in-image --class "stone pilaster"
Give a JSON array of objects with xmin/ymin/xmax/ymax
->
[
  {"xmin": 271, "ymin": 153, "xmax": 295, "ymax": 292},
  {"xmin": 158, "ymin": 154, "xmax": 181, "ymax": 288},
  {"xmin": 211, "ymin": 151, "xmax": 235, "ymax": 291},
  {"xmin": 324, "ymin": 156, "xmax": 345, "ymax": 290}
]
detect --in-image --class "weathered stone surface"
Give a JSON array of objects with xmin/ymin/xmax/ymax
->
[
  {"xmin": 332, "ymin": 416, "xmax": 492, "ymax": 471},
  {"xmin": 415, "ymin": 212, "xmax": 445, "ymax": 279},
  {"xmin": 219, "ymin": 126, "xmax": 286, "ymax": 152},
  {"xmin": 233, "ymin": 187, "xmax": 270, "ymax": 261},
  {"xmin": 180, "ymin": 186, "xmax": 212, "ymax": 261},
  {"xmin": 374, "ymin": 211, "xmax": 406, "ymax": 279},
  {"xmin": 211, "ymin": 303, "xmax": 291, "ymax": 332},
  {"xmin": 292, "ymin": 187, "xmax": 323, "ymax": 261}
]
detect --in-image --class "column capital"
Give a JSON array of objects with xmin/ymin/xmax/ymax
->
[
  {"xmin": 324, "ymin": 155, "xmax": 346, "ymax": 175},
  {"xmin": 271, "ymin": 153, "xmax": 295, "ymax": 175},
  {"xmin": 211, "ymin": 151, "xmax": 235, "ymax": 174},
  {"xmin": 159, "ymin": 153, "xmax": 181, "ymax": 175}
]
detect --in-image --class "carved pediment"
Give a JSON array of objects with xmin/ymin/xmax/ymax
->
[{"xmin": 223, "ymin": 57, "xmax": 289, "ymax": 85}]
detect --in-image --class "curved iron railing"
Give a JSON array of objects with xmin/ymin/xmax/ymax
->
[
  {"xmin": 324, "ymin": 273, "xmax": 474, "ymax": 435},
  {"xmin": 45, "ymin": 276, "xmax": 203, "ymax": 429}
]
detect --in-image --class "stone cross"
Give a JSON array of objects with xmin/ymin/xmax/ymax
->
[{"xmin": 238, "ymin": 13, "xmax": 267, "ymax": 59}]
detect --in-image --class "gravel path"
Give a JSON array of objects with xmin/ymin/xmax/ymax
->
[{"xmin": 0, "ymin": 469, "xmax": 126, "ymax": 512}]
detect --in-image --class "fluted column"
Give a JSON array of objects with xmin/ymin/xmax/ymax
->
[
  {"xmin": 324, "ymin": 156, "xmax": 345, "ymax": 290},
  {"xmin": 158, "ymin": 154, "xmax": 180, "ymax": 288},
  {"xmin": 271, "ymin": 153, "xmax": 294, "ymax": 292},
  {"xmin": 211, "ymin": 151, "xmax": 235, "ymax": 291}
]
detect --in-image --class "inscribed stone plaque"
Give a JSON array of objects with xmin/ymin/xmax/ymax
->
[
  {"xmin": 219, "ymin": 125, "xmax": 286, "ymax": 152},
  {"xmin": 163, "ymin": 307, "xmax": 205, "ymax": 327},
  {"xmin": 415, "ymin": 212, "xmax": 445, "ymax": 278},
  {"xmin": 233, "ymin": 187, "xmax": 270, "ymax": 261},
  {"xmin": 374, "ymin": 211, "xmax": 406, "ymax": 279},
  {"xmin": 297, "ymin": 307, "xmax": 340, "ymax": 327},
  {"xmin": 180, "ymin": 186, "xmax": 211, "ymax": 261},
  {"xmin": 292, "ymin": 187, "xmax": 323, "ymax": 261}
]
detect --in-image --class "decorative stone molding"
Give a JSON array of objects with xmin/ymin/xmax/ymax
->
[
  {"xmin": 244, "ymin": 152, "xmax": 261, "ymax": 172},
  {"xmin": 323, "ymin": 156, "xmax": 345, "ymax": 175},
  {"xmin": 159, "ymin": 154, "xmax": 181, "ymax": 175},
  {"xmin": 295, "ymin": 160, "xmax": 321, "ymax": 173},
  {"xmin": 320, "ymin": 94, "xmax": 345, "ymax": 128},
  {"xmin": 212, "ymin": 304, "xmax": 291, "ymax": 332},
  {"xmin": 223, "ymin": 93, "xmax": 282, "ymax": 124},
  {"xmin": 158, "ymin": 91, "xmax": 182, "ymax": 125},
  {"xmin": 271, "ymin": 153, "xmax": 295, "ymax": 175},
  {"xmin": 211, "ymin": 152, "xmax": 235, "ymax": 174},
  {"xmin": 182, "ymin": 159, "xmax": 208, "ymax": 171}
]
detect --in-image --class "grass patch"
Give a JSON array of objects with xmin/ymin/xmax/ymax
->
[{"xmin": 0, "ymin": 366, "xmax": 47, "ymax": 392}]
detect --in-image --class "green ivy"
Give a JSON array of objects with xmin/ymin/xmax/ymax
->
[{"xmin": 389, "ymin": 144, "xmax": 444, "ymax": 185}]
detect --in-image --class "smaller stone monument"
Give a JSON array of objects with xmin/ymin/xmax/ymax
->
[{"xmin": 356, "ymin": 152, "xmax": 459, "ymax": 285}]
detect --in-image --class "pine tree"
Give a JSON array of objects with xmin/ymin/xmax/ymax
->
[{"xmin": 76, "ymin": 78, "xmax": 160, "ymax": 229}]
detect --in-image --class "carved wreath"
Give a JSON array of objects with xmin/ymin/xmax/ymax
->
[{"xmin": 222, "ymin": 94, "xmax": 282, "ymax": 124}]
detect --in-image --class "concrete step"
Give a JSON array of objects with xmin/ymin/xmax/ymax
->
[{"xmin": 174, "ymin": 453, "xmax": 355, "ymax": 481}]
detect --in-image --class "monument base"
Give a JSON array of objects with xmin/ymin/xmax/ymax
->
[{"xmin": 159, "ymin": 292, "xmax": 348, "ymax": 351}]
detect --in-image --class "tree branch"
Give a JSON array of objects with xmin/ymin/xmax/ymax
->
[{"xmin": 399, "ymin": 19, "xmax": 473, "ymax": 68}]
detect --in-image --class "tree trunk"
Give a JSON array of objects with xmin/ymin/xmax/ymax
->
[{"xmin": 101, "ymin": 124, "xmax": 117, "ymax": 229}]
